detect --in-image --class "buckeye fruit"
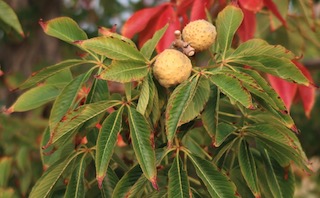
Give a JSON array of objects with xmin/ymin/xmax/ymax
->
[
  {"xmin": 182, "ymin": 19, "xmax": 217, "ymax": 51},
  {"xmin": 153, "ymin": 49, "xmax": 192, "ymax": 88}
]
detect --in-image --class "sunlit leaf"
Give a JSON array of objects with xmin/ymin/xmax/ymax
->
[
  {"xmin": 40, "ymin": 17, "xmax": 87, "ymax": 43},
  {"xmin": 141, "ymin": 24, "xmax": 168, "ymax": 60},
  {"xmin": 99, "ymin": 60, "xmax": 148, "ymax": 83},
  {"xmin": 19, "ymin": 59, "xmax": 87, "ymax": 90},
  {"xmin": 79, "ymin": 36, "xmax": 145, "ymax": 61},
  {"xmin": 8, "ymin": 85, "xmax": 60, "ymax": 113},
  {"xmin": 227, "ymin": 39, "xmax": 309, "ymax": 85},
  {"xmin": 216, "ymin": 5, "xmax": 243, "ymax": 58}
]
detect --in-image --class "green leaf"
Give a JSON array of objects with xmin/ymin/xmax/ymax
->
[
  {"xmin": 182, "ymin": 132, "xmax": 207, "ymax": 158},
  {"xmin": 251, "ymin": 97, "xmax": 295, "ymax": 130},
  {"xmin": 230, "ymin": 39, "xmax": 294, "ymax": 59},
  {"xmin": 49, "ymin": 72, "xmax": 91, "ymax": 130},
  {"xmin": 79, "ymin": 36, "xmax": 145, "ymax": 61},
  {"xmin": 246, "ymin": 124, "xmax": 309, "ymax": 170},
  {"xmin": 236, "ymin": 68, "xmax": 287, "ymax": 111},
  {"xmin": 112, "ymin": 165, "xmax": 143, "ymax": 197},
  {"xmin": 126, "ymin": 175, "xmax": 148, "ymax": 198},
  {"xmin": 141, "ymin": 24, "xmax": 168, "ymax": 60},
  {"xmin": 296, "ymin": 0, "xmax": 315, "ymax": 29},
  {"xmin": 127, "ymin": 106, "xmax": 157, "ymax": 185},
  {"xmin": 29, "ymin": 151, "xmax": 79, "ymax": 198},
  {"xmin": 50, "ymin": 100, "xmax": 121, "ymax": 147},
  {"xmin": 99, "ymin": 29, "xmax": 137, "ymax": 48},
  {"xmin": 188, "ymin": 154, "xmax": 237, "ymax": 198},
  {"xmin": 46, "ymin": 69, "xmax": 73, "ymax": 87},
  {"xmin": 96, "ymin": 108, "xmax": 123, "ymax": 185},
  {"xmin": 180, "ymin": 77, "xmax": 210, "ymax": 125},
  {"xmin": 100, "ymin": 167, "xmax": 119, "ymax": 198},
  {"xmin": 168, "ymin": 155, "xmax": 190, "ymax": 198},
  {"xmin": 8, "ymin": 85, "xmax": 60, "ymax": 112},
  {"xmin": 274, "ymin": 164, "xmax": 295, "ymax": 198},
  {"xmin": 215, "ymin": 122, "xmax": 236, "ymax": 147},
  {"xmin": 136, "ymin": 75, "xmax": 150, "ymax": 114},
  {"xmin": 0, "ymin": 188, "xmax": 17, "ymax": 198},
  {"xmin": 0, "ymin": 157, "xmax": 12, "ymax": 187},
  {"xmin": 219, "ymin": 67, "xmax": 281, "ymax": 111},
  {"xmin": 260, "ymin": 149, "xmax": 283, "ymax": 198},
  {"xmin": 86, "ymin": 77, "xmax": 110, "ymax": 103},
  {"xmin": 202, "ymin": 87, "xmax": 219, "ymax": 137},
  {"xmin": 0, "ymin": 0, "xmax": 24, "ymax": 36},
  {"xmin": 227, "ymin": 40, "xmax": 309, "ymax": 85},
  {"xmin": 19, "ymin": 59, "xmax": 87, "ymax": 90},
  {"xmin": 166, "ymin": 78, "xmax": 197, "ymax": 145},
  {"xmin": 64, "ymin": 154, "xmax": 87, "ymax": 198},
  {"xmin": 238, "ymin": 141, "xmax": 260, "ymax": 197},
  {"xmin": 99, "ymin": 60, "xmax": 149, "ymax": 83},
  {"xmin": 216, "ymin": 5, "xmax": 243, "ymax": 58},
  {"xmin": 209, "ymin": 73, "xmax": 253, "ymax": 108},
  {"xmin": 40, "ymin": 17, "xmax": 87, "ymax": 43},
  {"xmin": 229, "ymin": 168, "xmax": 255, "ymax": 198}
]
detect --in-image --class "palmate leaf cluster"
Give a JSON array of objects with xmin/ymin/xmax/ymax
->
[{"xmin": 7, "ymin": 5, "xmax": 312, "ymax": 198}]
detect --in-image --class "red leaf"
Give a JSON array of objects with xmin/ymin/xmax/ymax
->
[
  {"xmin": 155, "ymin": 6, "xmax": 181, "ymax": 53},
  {"xmin": 238, "ymin": 7, "xmax": 256, "ymax": 42},
  {"xmin": 190, "ymin": 0, "xmax": 212, "ymax": 21},
  {"xmin": 138, "ymin": 18, "xmax": 159, "ymax": 48},
  {"xmin": 293, "ymin": 60, "xmax": 316, "ymax": 118},
  {"xmin": 122, "ymin": 3, "xmax": 170, "ymax": 38},
  {"xmin": 239, "ymin": 0, "xmax": 264, "ymax": 12},
  {"xmin": 177, "ymin": 0, "xmax": 194, "ymax": 16},
  {"xmin": 263, "ymin": 0, "xmax": 287, "ymax": 27},
  {"xmin": 267, "ymin": 74, "xmax": 298, "ymax": 112}
]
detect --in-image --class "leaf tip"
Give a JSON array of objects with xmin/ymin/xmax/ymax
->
[
  {"xmin": 39, "ymin": 18, "xmax": 47, "ymax": 31},
  {"xmin": 290, "ymin": 124, "xmax": 299, "ymax": 134},
  {"xmin": 150, "ymin": 176, "xmax": 158, "ymax": 190},
  {"xmin": 97, "ymin": 175, "xmax": 105, "ymax": 189},
  {"xmin": 2, "ymin": 106, "xmax": 13, "ymax": 115}
]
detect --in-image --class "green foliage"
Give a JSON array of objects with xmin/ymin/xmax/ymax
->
[
  {"xmin": 4, "ymin": 4, "xmax": 315, "ymax": 198},
  {"xmin": 0, "ymin": 0, "xmax": 24, "ymax": 36}
]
